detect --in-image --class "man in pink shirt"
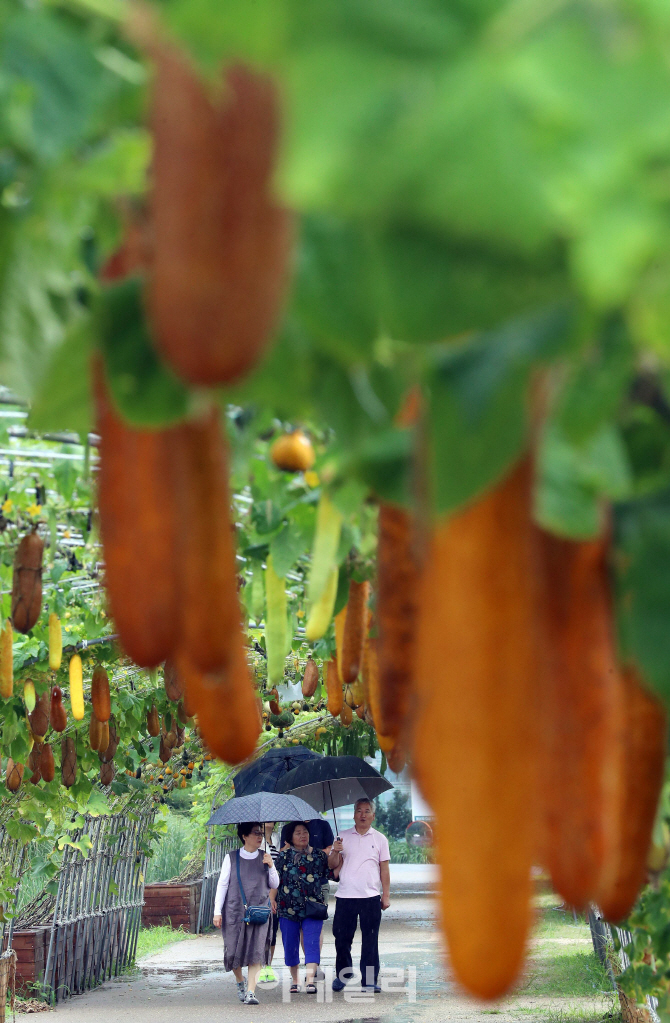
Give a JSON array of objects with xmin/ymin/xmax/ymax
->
[{"xmin": 327, "ymin": 797, "xmax": 391, "ymax": 992}]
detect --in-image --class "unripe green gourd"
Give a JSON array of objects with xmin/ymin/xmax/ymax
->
[{"xmin": 265, "ymin": 555, "xmax": 287, "ymax": 685}]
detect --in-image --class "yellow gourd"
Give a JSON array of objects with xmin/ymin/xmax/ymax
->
[
  {"xmin": 49, "ymin": 613, "xmax": 62, "ymax": 671},
  {"xmin": 305, "ymin": 567, "xmax": 338, "ymax": 641},
  {"xmin": 0, "ymin": 621, "xmax": 13, "ymax": 699},
  {"xmin": 69, "ymin": 654, "xmax": 84, "ymax": 721},
  {"xmin": 23, "ymin": 679, "xmax": 36, "ymax": 714}
]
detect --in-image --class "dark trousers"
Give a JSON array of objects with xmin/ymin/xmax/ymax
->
[{"xmin": 333, "ymin": 896, "xmax": 382, "ymax": 987}]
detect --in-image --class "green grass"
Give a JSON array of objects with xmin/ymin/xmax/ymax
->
[
  {"xmin": 535, "ymin": 907, "xmax": 590, "ymax": 940},
  {"xmin": 519, "ymin": 948, "xmax": 612, "ymax": 998},
  {"xmin": 135, "ymin": 925, "xmax": 191, "ymax": 960},
  {"xmin": 145, "ymin": 812, "xmax": 200, "ymax": 883},
  {"xmin": 513, "ymin": 1010, "xmax": 621, "ymax": 1023},
  {"xmin": 507, "ymin": 890, "xmax": 619, "ymax": 1023}
]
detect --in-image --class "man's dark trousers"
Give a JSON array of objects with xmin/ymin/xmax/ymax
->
[{"xmin": 333, "ymin": 895, "xmax": 382, "ymax": 987}]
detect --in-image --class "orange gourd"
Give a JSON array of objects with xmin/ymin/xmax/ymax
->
[
  {"xmin": 412, "ymin": 458, "xmax": 540, "ymax": 1000},
  {"xmin": 325, "ymin": 658, "xmax": 343, "ymax": 718},
  {"xmin": 598, "ymin": 666, "xmax": 667, "ymax": 922},
  {"xmin": 145, "ymin": 43, "xmax": 293, "ymax": 386},
  {"xmin": 175, "ymin": 407, "xmax": 240, "ymax": 674},
  {"xmin": 94, "ymin": 358, "xmax": 180, "ymax": 667},
  {"xmin": 537, "ymin": 530, "xmax": 624, "ymax": 910},
  {"xmin": 340, "ymin": 580, "xmax": 370, "ymax": 686},
  {"xmin": 91, "ymin": 666, "xmax": 111, "ymax": 723},
  {"xmin": 177, "ymin": 629, "xmax": 260, "ymax": 765},
  {"xmin": 377, "ymin": 504, "xmax": 419, "ymax": 743}
]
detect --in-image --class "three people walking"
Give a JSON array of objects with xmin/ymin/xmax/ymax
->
[{"xmin": 214, "ymin": 801, "xmax": 391, "ymax": 1002}]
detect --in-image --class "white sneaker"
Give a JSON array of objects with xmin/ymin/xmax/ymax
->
[
  {"xmin": 236, "ymin": 980, "xmax": 247, "ymax": 1002},
  {"xmin": 244, "ymin": 991, "xmax": 259, "ymax": 1005}
]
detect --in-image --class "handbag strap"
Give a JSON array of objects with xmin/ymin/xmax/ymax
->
[{"xmin": 235, "ymin": 850, "xmax": 248, "ymax": 910}]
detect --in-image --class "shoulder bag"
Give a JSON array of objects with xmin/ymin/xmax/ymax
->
[
  {"xmin": 236, "ymin": 850, "xmax": 272, "ymax": 926},
  {"xmin": 303, "ymin": 899, "xmax": 328, "ymax": 921}
]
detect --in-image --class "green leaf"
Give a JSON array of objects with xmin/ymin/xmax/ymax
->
[
  {"xmin": 251, "ymin": 499, "xmax": 284, "ymax": 537},
  {"xmin": 615, "ymin": 489, "xmax": 670, "ymax": 703},
  {"xmin": 164, "ymin": 0, "xmax": 288, "ymax": 73},
  {"xmin": 74, "ymin": 130, "xmax": 150, "ymax": 198},
  {"xmin": 373, "ymin": 223, "xmax": 567, "ymax": 344},
  {"xmin": 5, "ymin": 819, "xmax": 37, "ymax": 845},
  {"xmin": 9, "ymin": 734, "xmax": 30, "ymax": 763},
  {"xmin": 85, "ymin": 788, "xmax": 111, "ymax": 817},
  {"xmin": 270, "ymin": 525, "xmax": 307, "ymax": 578},
  {"xmin": 97, "ymin": 277, "xmax": 189, "ymax": 428},
  {"xmin": 28, "ymin": 316, "xmax": 93, "ymax": 437},
  {"xmin": 572, "ymin": 199, "xmax": 664, "ymax": 310},
  {"xmin": 333, "ymin": 566, "xmax": 350, "ymax": 618},
  {"xmin": 3, "ymin": 8, "xmax": 115, "ymax": 160},
  {"xmin": 352, "ymin": 426, "xmax": 412, "ymax": 505},
  {"xmin": 293, "ymin": 215, "xmax": 378, "ymax": 363},
  {"xmin": 331, "ymin": 478, "xmax": 368, "ymax": 519},
  {"xmin": 428, "ymin": 303, "xmax": 573, "ymax": 514},
  {"xmin": 536, "ymin": 422, "xmax": 633, "ymax": 539},
  {"xmin": 554, "ymin": 314, "xmax": 635, "ymax": 445}
]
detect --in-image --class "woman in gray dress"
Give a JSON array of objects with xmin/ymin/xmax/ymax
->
[{"xmin": 213, "ymin": 822, "xmax": 280, "ymax": 1005}]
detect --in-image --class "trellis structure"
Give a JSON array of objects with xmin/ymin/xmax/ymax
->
[
  {"xmin": 0, "ymin": 821, "xmax": 30, "ymax": 953},
  {"xmin": 11, "ymin": 805, "xmax": 154, "ymax": 1004},
  {"xmin": 588, "ymin": 908, "xmax": 659, "ymax": 1022},
  {"xmin": 196, "ymin": 832, "xmax": 236, "ymax": 935}
]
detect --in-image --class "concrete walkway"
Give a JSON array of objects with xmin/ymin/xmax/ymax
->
[{"xmin": 51, "ymin": 868, "xmax": 612, "ymax": 1023}]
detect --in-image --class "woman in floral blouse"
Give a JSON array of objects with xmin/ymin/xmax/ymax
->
[{"xmin": 275, "ymin": 821, "xmax": 331, "ymax": 993}]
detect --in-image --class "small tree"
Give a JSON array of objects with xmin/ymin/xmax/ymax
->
[{"xmin": 376, "ymin": 791, "xmax": 412, "ymax": 839}]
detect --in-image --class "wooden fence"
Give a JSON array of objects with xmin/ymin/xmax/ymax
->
[
  {"xmin": 6, "ymin": 805, "xmax": 155, "ymax": 1004},
  {"xmin": 196, "ymin": 832, "xmax": 237, "ymax": 934}
]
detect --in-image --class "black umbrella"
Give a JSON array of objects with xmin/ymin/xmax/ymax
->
[
  {"xmin": 207, "ymin": 792, "xmax": 321, "ymax": 826},
  {"xmin": 233, "ymin": 746, "xmax": 321, "ymax": 797},
  {"xmin": 276, "ymin": 756, "xmax": 393, "ymax": 834}
]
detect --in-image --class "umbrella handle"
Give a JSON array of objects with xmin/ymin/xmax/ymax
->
[{"xmin": 328, "ymin": 779, "xmax": 339, "ymax": 838}]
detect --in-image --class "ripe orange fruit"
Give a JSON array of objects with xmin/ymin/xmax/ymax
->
[{"xmin": 271, "ymin": 431, "xmax": 315, "ymax": 472}]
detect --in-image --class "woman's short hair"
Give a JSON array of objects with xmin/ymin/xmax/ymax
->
[
  {"xmin": 237, "ymin": 821, "xmax": 261, "ymax": 842},
  {"xmin": 286, "ymin": 821, "xmax": 310, "ymax": 845}
]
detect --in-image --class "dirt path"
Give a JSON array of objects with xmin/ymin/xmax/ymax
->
[{"xmin": 51, "ymin": 885, "xmax": 616, "ymax": 1023}]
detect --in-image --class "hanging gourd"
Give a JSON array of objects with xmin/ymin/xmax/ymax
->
[
  {"xmin": 265, "ymin": 555, "xmax": 287, "ymax": 685},
  {"xmin": 48, "ymin": 613, "xmax": 62, "ymax": 671},
  {"xmin": 69, "ymin": 655, "xmax": 84, "ymax": 721},
  {"xmin": 302, "ymin": 658, "xmax": 319, "ymax": 698},
  {"xmin": 305, "ymin": 568, "xmax": 338, "ymax": 642},
  {"xmin": 11, "ymin": 530, "xmax": 44, "ymax": 634},
  {"xmin": 91, "ymin": 665, "xmax": 111, "ymax": 722},
  {"xmin": 29, "ymin": 691, "xmax": 50, "ymax": 741},
  {"xmin": 50, "ymin": 686, "xmax": 67, "ymax": 732},
  {"xmin": 147, "ymin": 704, "xmax": 160, "ymax": 737},
  {"xmin": 61, "ymin": 738, "xmax": 77, "ymax": 788},
  {"xmin": 340, "ymin": 580, "xmax": 370, "ymax": 685},
  {"xmin": 0, "ymin": 621, "xmax": 13, "ymax": 698},
  {"xmin": 40, "ymin": 743, "xmax": 55, "ymax": 783},
  {"xmin": 23, "ymin": 679, "xmax": 36, "ymax": 714},
  {"xmin": 163, "ymin": 660, "xmax": 183, "ymax": 702},
  {"xmin": 304, "ymin": 495, "xmax": 342, "ymax": 640},
  {"xmin": 6, "ymin": 759, "xmax": 23, "ymax": 792},
  {"xmin": 89, "ymin": 714, "xmax": 104, "ymax": 752},
  {"xmin": 326, "ymin": 658, "xmax": 343, "ymax": 718}
]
